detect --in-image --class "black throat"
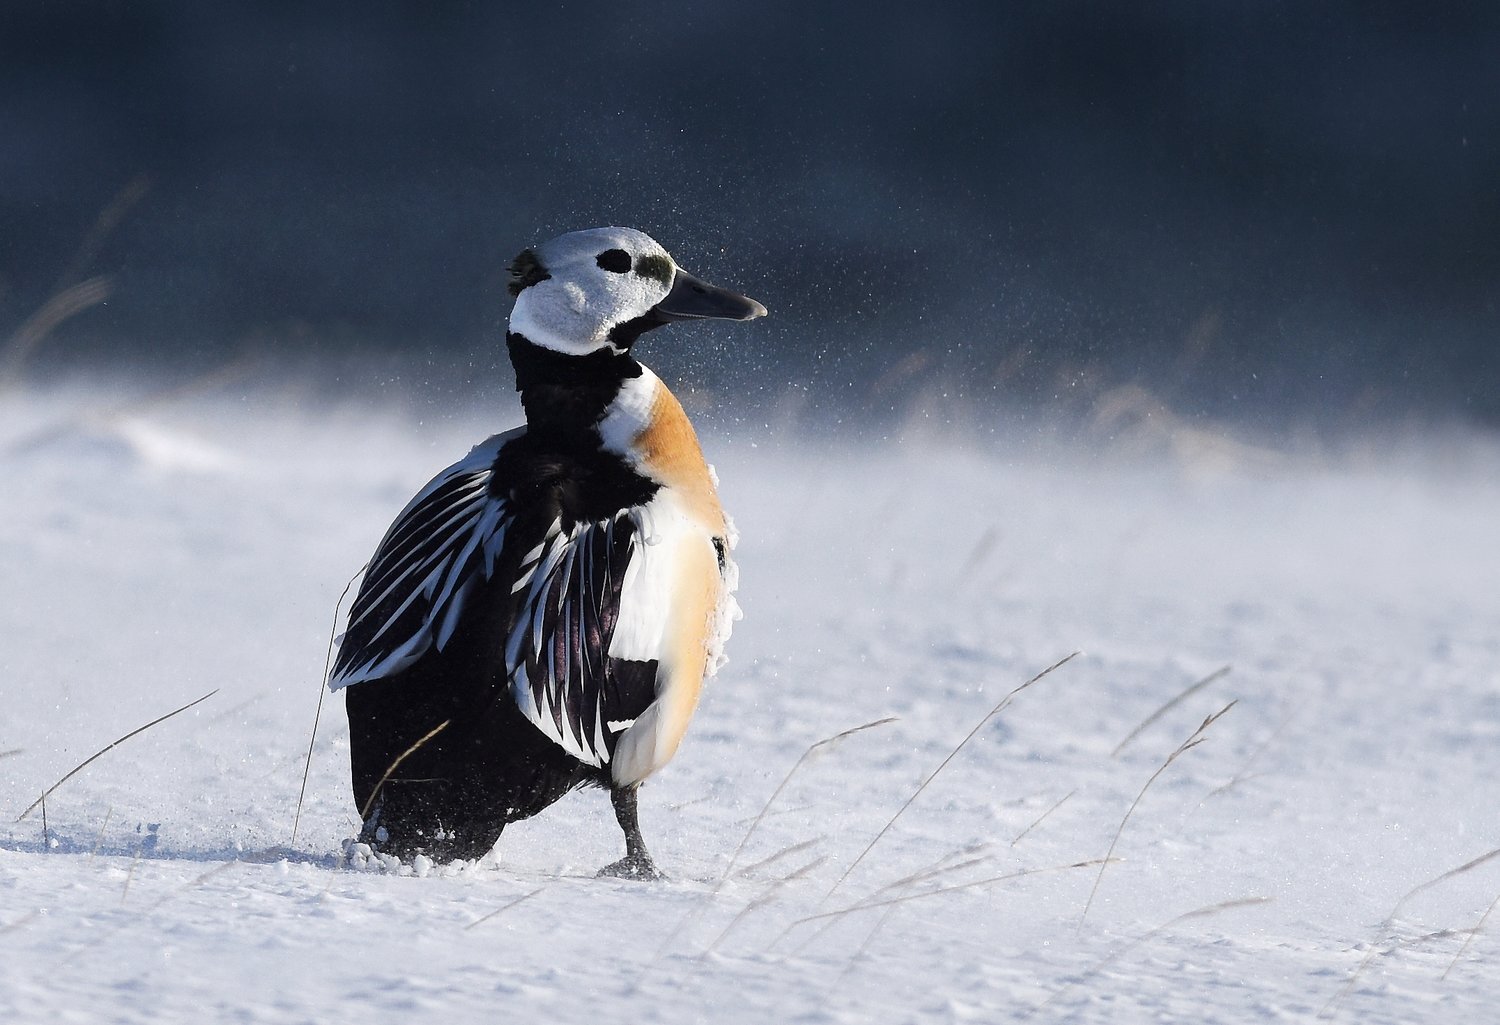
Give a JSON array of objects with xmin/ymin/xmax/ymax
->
[{"xmin": 506, "ymin": 332, "xmax": 642, "ymax": 435}]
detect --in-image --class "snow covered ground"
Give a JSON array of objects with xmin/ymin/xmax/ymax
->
[{"xmin": 2, "ymin": 377, "xmax": 1498, "ymax": 1023}]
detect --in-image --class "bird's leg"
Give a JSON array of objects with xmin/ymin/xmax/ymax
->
[{"xmin": 597, "ymin": 784, "xmax": 662, "ymax": 880}]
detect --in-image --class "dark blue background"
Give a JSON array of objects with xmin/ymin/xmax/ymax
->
[{"xmin": 3, "ymin": 3, "xmax": 1496, "ymax": 426}]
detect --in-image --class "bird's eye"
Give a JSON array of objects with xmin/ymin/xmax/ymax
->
[{"xmin": 596, "ymin": 249, "xmax": 632, "ymax": 274}]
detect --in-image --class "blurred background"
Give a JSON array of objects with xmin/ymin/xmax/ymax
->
[{"xmin": 3, "ymin": 2, "xmax": 1497, "ymax": 435}]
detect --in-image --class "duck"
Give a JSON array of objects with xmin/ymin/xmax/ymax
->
[{"xmin": 327, "ymin": 226, "xmax": 765, "ymax": 877}]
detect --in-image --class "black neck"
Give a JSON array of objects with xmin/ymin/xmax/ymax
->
[{"xmin": 507, "ymin": 332, "xmax": 642, "ymax": 434}]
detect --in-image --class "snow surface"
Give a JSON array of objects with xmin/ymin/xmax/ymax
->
[{"xmin": 2, "ymin": 380, "xmax": 1499, "ymax": 1024}]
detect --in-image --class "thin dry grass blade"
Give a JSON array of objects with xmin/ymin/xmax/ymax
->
[
  {"xmin": 16, "ymin": 689, "xmax": 219, "ymax": 822},
  {"xmin": 1031, "ymin": 896, "xmax": 1271, "ymax": 1017},
  {"xmin": 1112, "ymin": 665, "xmax": 1230, "ymax": 757},
  {"xmin": 292, "ymin": 566, "xmax": 365, "ymax": 846},
  {"xmin": 953, "ymin": 525, "xmax": 1000, "ymax": 587},
  {"xmin": 826, "ymin": 651, "xmax": 1081, "ymax": 901},
  {"xmin": 780, "ymin": 850, "xmax": 998, "ymax": 958},
  {"xmin": 0, "ymin": 911, "xmax": 40, "ymax": 937},
  {"xmin": 0, "ymin": 276, "xmax": 113, "ymax": 384},
  {"xmin": 358, "ymin": 720, "xmax": 452, "ymax": 821},
  {"xmin": 52, "ymin": 174, "xmax": 150, "ymax": 295},
  {"xmin": 1314, "ymin": 925, "xmax": 1478, "ymax": 1015},
  {"xmin": 1321, "ymin": 844, "xmax": 1500, "ymax": 1017},
  {"xmin": 1198, "ymin": 705, "xmax": 1297, "ymax": 808},
  {"xmin": 143, "ymin": 861, "xmax": 240, "ymax": 916},
  {"xmin": 1443, "ymin": 889, "xmax": 1500, "ymax": 980},
  {"xmin": 643, "ymin": 716, "xmax": 895, "ymax": 970},
  {"xmin": 879, "ymin": 853, "xmax": 995, "ymax": 894},
  {"xmin": 122, "ymin": 846, "xmax": 144, "ymax": 904},
  {"xmin": 731, "ymin": 803, "xmax": 813, "ymax": 827},
  {"xmin": 799, "ymin": 859, "xmax": 1111, "ymax": 927},
  {"xmin": 838, "ymin": 905, "xmax": 898, "ymax": 981},
  {"xmin": 723, "ymin": 717, "xmax": 896, "ymax": 885},
  {"xmin": 667, "ymin": 794, "xmax": 713, "ymax": 813},
  {"xmin": 1012, "ymin": 790, "xmax": 1075, "ymax": 846},
  {"xmin": 702, "ymin": 856, "xmax": 828, "ymax": 956},
  {"xmin": 735, "ymin": 837, "xmax": 826, "ymax": 879},
  {"xmin": 62, "ymin": 857, "xmax": 241, "ymax": 970},
  {"xmin": 465, "ymin": 888, "xmax": 545, "ymax": 931},
  {"xmin": 1080, "ymin": 700, "xmax": 1236, "ymax": 927},
  {"xmin": 1, "ymin": 351, "xmax": 260, "ymax": 458},
  {"xmin": 88, "ymin": 806, "xmax": 113, "ymax": 860}
]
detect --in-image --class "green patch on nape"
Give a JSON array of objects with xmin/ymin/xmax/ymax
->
[
  {"xmin": 508, "ymin": 249, "xmax": 551, "ymax": 296},
  {"xmin": 634, "ymin": 253, "xmax": 673, "ymax": 287}
]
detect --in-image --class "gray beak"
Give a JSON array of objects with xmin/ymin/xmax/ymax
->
[{"xmin": 651, "ymin": 268, "xmax": 768, "ymax": 322}]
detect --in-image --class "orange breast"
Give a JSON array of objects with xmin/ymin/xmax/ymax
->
[{"xmin": 631, "ymin": 384, "xmax": 727, "ymax": 536}]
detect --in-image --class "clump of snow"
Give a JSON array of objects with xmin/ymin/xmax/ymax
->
[{"xmin": 2, "ymin": 379, "xmax": 1498, "ymax": 1024}]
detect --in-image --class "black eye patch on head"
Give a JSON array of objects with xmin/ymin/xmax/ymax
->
[{"xmin": 596, "ymin": 249, "xmax": 632, "ymax": 273}]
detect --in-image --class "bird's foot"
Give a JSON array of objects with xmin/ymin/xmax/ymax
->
[{"xmin": 597, "ymin": 853, "xmax": 663, "ymax": 881}]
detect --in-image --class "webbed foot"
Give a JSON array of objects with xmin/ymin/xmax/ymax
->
[{"xmin": 597, "ymin": 853, "xmax": 664, "ymax": 881}]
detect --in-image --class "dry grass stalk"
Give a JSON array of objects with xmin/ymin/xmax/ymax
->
[
  {"xmin": 1317, "ymin": 924, "xmax": 1480, "ymax": 1013},
  {"xmin": 1, "ymin": 350, "xmax": 260, "ymax": 458},
  {"xmin": 16, "ymin": 689, "xmax": 218, "ymax": 822},
  {"xmin": 1012, "ymin": 790, "xmax": 1075, "ymax": 847},
  {"xmin": 63, "ymin": 858, "xmax": 242, "ymax": 970},
  {"xmin": 358, "ymin": 720, "xmax": 452, "ymax": 821},
  {"xmin": 1031, "ymin": 896, "xmax": 1271, "ymax": 1017},
  {"xmin": 1321, "ymin": 844, "xmax": 1500, "ymax": 1017},
  {"xmin": 702, "ymin": 856, "xmax": 828, "ymax": 957},
  {"xmin": 142, "ymin": 861, "xmax": 240, "ymax": 917},
  {"xmin": 1443, "ymin": 889, "xmax": 1500, "ymax": 980},
  {"xmin": 721, "ymin": 717, "xmax": 896, "ymax": 887},
  {"xmin": 1, "ymin": 174, "xmax": 146, "ymax": 390},
  {"xmin": 0, "ymin": 911, "xmax": 40, "ymax": 937},
  {"xmin": 0, "ymin": 276, "xmax": 113, "ymax": 385},
  {"xmin": 1112, "ymin": 665, "xmax": 1230, "ymax": 758},
  {"xmin": 1080, "ymin": 700, "xmax": 1237, "ymax": 927},
  {"xmin": 799, "ymin": 858, "xmax": 1111, "ymax": 928},
  {"xmin": 292, "ymin": 566, "xmax": 365, "ymax": 846},
  {"xmin": 780, "ymin": 849, "xmax": 1000, "ymax": 958},
  {"xmin": 953, "ymin": 525, "xmax": 1000, "ymax": 587},
  {"xmin": 734, "ymin": 837, "xmax": 826, "ymax": 880},
  {"xmin": 89, "ymin": 806, "xmax": 114, "ymax": 860},
  {"xmin": 1199, "ymin": 705, "xmax": 1297, "ymax": 807},
  {"xmin": 641, "ymin": 717, "xmax": 895, "ymax": 974},
  {"xmin": 879, "ymin": 852, "xmax": 995, "ymax": 895},
  {"xmin": 837, "ymin": 905, "xmax": 898, "ymax": 981},
  {"xmin": 826, "ymin": 650, "xmax": 1081, "ymax": 902},
  {"xmin": 667, "ymin": 794, "xmax": 713, "ymax": 813},
  {"xmin": 730, "ymin": 803, "xmax": 813, "ymax": 827},
  {"xmin": 465, "ymin": 887, "xmax": 545, "ymax": 931},
  {"xmin": 122, "ymin": 846, "xmax": 144, "ymax": 904},
  {"xmin": 51, "ymin": 174, "xmax": 150, "ymax": 296}
]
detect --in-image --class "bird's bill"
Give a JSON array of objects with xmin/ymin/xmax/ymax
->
[{"xmin": 651, "ymin": 268, "xmax": 768, "ymax": 322}]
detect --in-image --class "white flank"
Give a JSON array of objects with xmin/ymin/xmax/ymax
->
[
  {"xmin": 706, "ymin": 512, "xmax": 743, "ymax": 679},
  {"xmin": 606, "ymin": 493, "xmax": 692, "ymax": 663}
]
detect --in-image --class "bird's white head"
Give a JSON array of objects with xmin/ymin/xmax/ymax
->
[{"xmin": 507, "ymin": 226, "xmax": 767, "ymax": 356}]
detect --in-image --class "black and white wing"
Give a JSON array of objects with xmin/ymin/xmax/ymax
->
[
  {"xmin": 503, "ymin": 510, "xmax": 658, "ymax": 768},
  {"xmin": 330, "ymin": 428, "xmax": 659, "ymax": 770},
  {"xmin": 329, "ymin": 430, "xmax": 519, "ymax": 689}
]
